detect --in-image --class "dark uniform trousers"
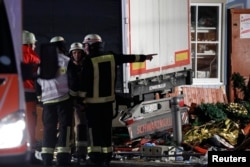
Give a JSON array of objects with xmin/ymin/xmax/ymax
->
[
  {"xmin": 73, "ymin": 107, "xmax": 88, "ymax": 158},
  {"xmin": 86, "ymin": 102, "xmax": 113, "ymax": 164},
  {"xmin": 25, "ymin": 92, "xmax": 38, "ymax": 147},
  {"xmin": 41, "ymin": 99, "xmax": 73, "ymax": 165}
]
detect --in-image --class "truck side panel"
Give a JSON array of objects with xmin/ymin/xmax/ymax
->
[{"xmin": 123, "ymin": 0, "xmax": 191, "ymax": 82}]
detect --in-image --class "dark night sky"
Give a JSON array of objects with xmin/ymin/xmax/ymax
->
[{"xmin": 23, "ymin": 0, "xmax": 123, "ymax": 54}]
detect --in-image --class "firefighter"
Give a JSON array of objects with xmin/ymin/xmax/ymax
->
[
  {"xmin": 36, "ymin": 36, "xmax": 73, "ymax": 166},
  {"xmin": 22, "ymin": 30, "xmax": 40, "ymax": 151},
  {"xmin": 79, "ymin": 34, "xmax": 155, "ymax": 167},
  {"xmin": 67, "ymin": 42, "xmax": 88, "ymax": 164}
]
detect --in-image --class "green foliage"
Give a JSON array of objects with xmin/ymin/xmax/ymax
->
[
  {"xmin": 235, "ymin": 101, "xmax": 250, "ymax": 126},
  {"xmin": 192, "ymin": 102, "xmax": 250, "ymax": 127},
  {"xmin": 231, "ymin": 72, "xmax": 246, "ymax": 91},
  {"xmin": 193, "ymin": 103, "xmax": 227, "ymax": 126},
  {"xmin": 231, "ymin": 72, "xmax": 250, "ymax": 101},
  {"xmin": 190, "ymin": 72, "xmax": 250, "ymax": 127},
  {"xmin": 240, "ymin": 101, "xmax": 250, "ymax": 116}
]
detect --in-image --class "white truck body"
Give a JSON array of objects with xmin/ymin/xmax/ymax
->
[
  {"xmin": 109, "ymin": 0, "xmax": 192, "ymax": 106},
  {"xmin": 122, "ymin": 0, "xmax": 191, "ymax": 93},
  {"xmin": 116, "ymin": 0, "xmax": 191, "ymax": 138}
]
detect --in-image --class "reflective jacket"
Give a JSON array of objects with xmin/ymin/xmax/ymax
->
[
  {"xmin": 37, "ymin": 53, "xmax": 70, "ymax": 103},
  {"xmin": 22, "ymin": 45, "xmax": 40, "ymax": 92},
  {"xmin": 79, "ymin": 51, "xmax": 147, "ymax": 103}
]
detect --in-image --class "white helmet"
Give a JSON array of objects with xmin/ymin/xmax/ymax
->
[
  {"xmin": 50, "ymin": 36, "xmax": 65, "ymax": 43},
  {"xmin": 69, "ymin": 42, "xmax": 84, "ymax": 52},
  {"xmin": 82, "ymin": 34, "xmax": 102, "ymax": 45},
  {"xmin": 22, "ymin": 30, "xmax": 37, "ymax": 44}
]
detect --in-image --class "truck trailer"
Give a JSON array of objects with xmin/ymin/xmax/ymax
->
[{"xmin": 113, "ymin": 0, "xmax": 192, "ymax": 139}]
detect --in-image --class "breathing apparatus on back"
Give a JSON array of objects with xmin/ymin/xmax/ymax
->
[{"xmin": 50, "ymin": 36, "xmax": 67, "ymax": 55}]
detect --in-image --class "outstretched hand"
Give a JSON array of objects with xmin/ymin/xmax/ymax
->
[{"xmin": 145, "ymin": 53, "xmax": 157, "ymax": 61}]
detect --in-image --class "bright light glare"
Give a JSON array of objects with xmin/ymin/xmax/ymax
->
[{"xmin": 0, "ymin": 112, "xmax": 26, "ymax": 149}]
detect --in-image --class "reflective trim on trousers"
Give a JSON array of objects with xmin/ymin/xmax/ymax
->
[
  {"xmin": 56, "ymin": 146, "xmax": 71, "ymax": 153},
  {"xmin": 87, "ymin": 146, "xmax": 102, "ymax": 153},
  {"xmin": 102, "ymin": 147, "xmax": 113, "ymax": 153},
  {"xmin": 41, "ymin": 147, "xmax": 54, "ymax": 154},
  {"xmin": 87, "ymin": 146, "xmax": 113, "ymax": 153}
]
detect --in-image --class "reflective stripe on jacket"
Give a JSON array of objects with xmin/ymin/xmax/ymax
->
[
  {"xmin": 79, "ymin": 53, "xmax": 147, "ymax": 103},
  {"xmin": 80, "ymin": 54, "xmax": 116, "ymax": 103}
]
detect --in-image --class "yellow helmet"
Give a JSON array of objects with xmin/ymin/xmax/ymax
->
[
  {"xmin": 50, "ymin": 36, "xmax": 65, "ymax": 43},
  {"xmin": 82, "ymin": 34, "xmax": 102, "ymax": 45},
  {"xmin": 69, "ymin": 42, "xmax": 84, "ymax": 52},
  {"xmin": 22, "ymin": 30, "xmax": 37, "ymax": 44}
]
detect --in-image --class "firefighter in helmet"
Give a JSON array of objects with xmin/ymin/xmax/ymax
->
[
  {"xmin": 22, "ymin": 30, "xmax": 40, "ymax": 158},
  {"xmin": 67, "ymin": 42, "xmax": 88, "ymax": 164},
  {"xmin": 50, "ymin": 36, "xmax": 68, "ymax": 55},
  {"xmin": 36, "ymin": 36, "xmax": 73, "ymax": 166},
  {"xmin": 79, "ymin": 33, "xmax": 155, "ymax": 167}
]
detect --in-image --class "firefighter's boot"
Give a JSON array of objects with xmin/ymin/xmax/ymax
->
[{"xmin": 74, "ymin": 146, "xmax": 87, "ymax": 165}]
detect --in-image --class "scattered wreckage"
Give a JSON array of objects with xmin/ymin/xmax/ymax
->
[{"xmin": 112, "ymin": 100, "xmax": 250, "ymax": 165}]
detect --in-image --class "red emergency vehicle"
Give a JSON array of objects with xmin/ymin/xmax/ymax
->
[{"xmin": 0, "ymin": 0, "xmax": 32, "ymax": 164}]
